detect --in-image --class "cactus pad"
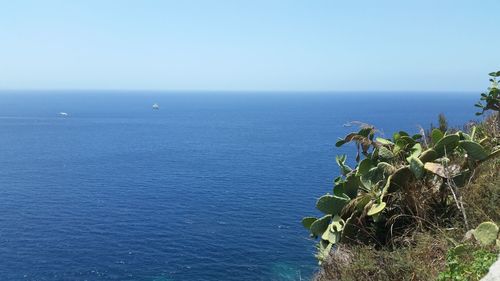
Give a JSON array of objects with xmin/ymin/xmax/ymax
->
[
  {"xmin": 302, "ymin": 217, "xmax": 317, "ymax": 229},
  {"xmin": 473, "ymin": 222, "xmax": 499, "ymax": 246},
  {"xmin": 459, "ymin": 140, "xmax": 489, "ymax": 160},
  {"xmin": 431, "ymin": 128, "xmax": 444, "ymax": 144},
  {"xmin": 419, "ymin": 149, "xmax": 438, "ymax": 163},
  {"xmin": 310, "ymin": 215, "xmax": 332, "ymax": 237},
  {"xmin": 408, "ymin": 156, "xmax": 424, "ymax": 179},
  {"xmin": 316, "ymin": 195, "xmax": 349, "ymax": 215},
  {"xmin": 434, "ymin": 134, "xmax": 459, "ymax": 156},
  {"xmin": 367, "ymin": 201, "xmax": 386, "ymax": 216}
]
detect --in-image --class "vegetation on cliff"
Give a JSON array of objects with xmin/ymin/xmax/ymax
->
[{"xmin": 303, "ymin": 72, "xmax": 500, "ymax": 281}]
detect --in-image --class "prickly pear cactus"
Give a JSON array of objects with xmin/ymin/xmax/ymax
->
[
  {"xmin": 458, "ymin": 140, "xmax": 489, "ymax": 160},
  {"xmin": 310, "ymin": 215, "xmax": 331, "ymax": 237},
  {"xmin": 367, "ymin": 201, "xmax": 386, "ymax": 216},
  {"xmin": 302, "ymin": 217, "xmax": 317, "ymax": 229},
  {"xmin": 316, "ymin": 195, "xmax": 349, "ymax": 215},
  {"xmin": 473, "ymin": 222, "xmax": 499, "ymax": 246},
  {"xmin": 431, "ymin": 129, "xmax": 444, "ymax": 144},
  {"xmin": 419, "ymin": 148, "xmax": 438, "ymax": 163},
  {"xmin": 408, "ymin": 156, "xmax": 424, "ymax": 179},
  {"xmin": 303, "ymin": 122, "xmax": 500, "ymax": 262},
  {"xmin": 433, "ymin": 134, "xmax": 459, "ymax": 156}
]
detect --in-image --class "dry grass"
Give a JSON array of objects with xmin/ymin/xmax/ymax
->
[
  {"xmin": 313, "ymin": 234, "xmax": 448, "ymax": 281},
  {"xmin": 462, "ymin": 158, "xmax": 500, "ymax": 227}
]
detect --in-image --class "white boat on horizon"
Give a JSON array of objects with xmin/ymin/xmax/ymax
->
[
  {"xmin": 59, "ymin": 112, "xmax": 69, "ymax": 117},
  {"xmin": 152, "ymin": 103, "xmax": 160, "ymax": 110}
]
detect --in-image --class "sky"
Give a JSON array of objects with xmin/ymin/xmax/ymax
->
[{"xmin": 0, "ymin": 0, "xmax": 499, "ymax": 92}]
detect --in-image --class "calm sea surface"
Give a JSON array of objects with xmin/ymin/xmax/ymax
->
[{"xmin": 0, "ymin": 92, "xmax": 478, "ymax": 281}]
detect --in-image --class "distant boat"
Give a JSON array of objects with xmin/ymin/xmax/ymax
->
[
  {"xmin": 59, "ymin": 112, "xmax": 69, "ymax": 117},
  {"xmin": 343, "ymin": 123, "xmax": 352, "ymax": 127},
  {"xmin": 152, "ymin": 103, "xmax": 160, "ymax": 110}
]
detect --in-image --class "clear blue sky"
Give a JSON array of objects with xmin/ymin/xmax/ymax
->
[{"xmin": 0, "ymin": 0, "xmax": 499, "ymax": 91}]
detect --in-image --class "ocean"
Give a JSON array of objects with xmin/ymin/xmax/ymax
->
[{"xmin": 0, "ymin": 92, "xmax": 478, "ymax": 281}]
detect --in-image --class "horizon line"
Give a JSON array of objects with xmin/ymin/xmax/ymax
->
[{"xmin": 0, "ymin": 89, "xmax": 480, "ymax": 94}]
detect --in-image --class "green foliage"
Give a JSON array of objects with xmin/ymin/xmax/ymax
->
[
  {"xmin": 316, "ymin": 195, "xmax": 349, "ymax": 216},
  {"xmin": 336, "ymin": 154, "xmax": 352, "ymax": 176},
  {"xmin": 367, "ymin": 201, "xmax": 386, "ymax": 216},
  {"xmin": 438, "ymin": 245, "xmax": 498, "ymax": 281},
  {"xmin": 310, "ymin": 215, "xmax": 332, "ymax": 237},
  {"xmin": 475, "ymin": 71, "xmax": 500, "ymax": 117},
  {"xmin": 303, "ymin": 124, "xmax": 500, "ymax": 262},
  {"xmin": 302, "ymin": 217, "xmax": 317, "ymax": 229},
  {"xmin": 432, "ymin": 128, "xmax": 445, "ymax": 144},
  {"xmin": 408, "ymin": 156, "xmax": 424, "ymax": 179},
  {"xmin": 419, "ymin": 148, "xmax": 438, "ymax": 163},
  {"xmin": 433, "ymin": 134, "xmax": 459, "ymax": 156},
  {"xmin": 459, "ymin": 140, "xmax": 489, "ymax": 160},
  {"xmin": 438, "ymin": 113, "xmax": 449, "ymax": 132},
  {"xmin": 473, "ymin": 222, "xmax": 499, "ymax": 246}
]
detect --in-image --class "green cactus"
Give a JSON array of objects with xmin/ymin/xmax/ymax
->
[
  {"xmin": 380, "ymin": 175, "xmax": 392, "ymax": 199},
  {"xmin": 316, "ymin": 195, "xmax": 349, "ymax": 215},
  {"xmin": 457, "ymin": 131, "xmax": 472, "ymax": 141},
  {"xmin": 330, "ymin": 214, "xmax": 345, "ymax": 232},
  {"xmin": 360, "ymin": 167, "xmax": 378, "ymax": 190},
  {"xmin": 336, "ymin": 154, "xmax": 352, "ymax": 176},
  {"xmin": 378, "ymin": 146, "xmax": 394, "ymax": 160},
  {"xmin": 473, "ymin": 222, "xmax": 499, "ymax": 246},
  {"xmin": 321, "ymin": 228, "xmax": 340, "ymax": 244},
  {"xmin": 412, "ymin": 133, "xmax": 423, "ymax": 140},
  {"xmin": 302, "ymin": 217, "xmax": 317, "ymax": 229},
  {"xmin": 398, "ymin": 136, "xmax": 417, "ymax": 147},
  {"xmin": 377, "ymin": 162, "xmax": 396, "ymax": 175},
  {"xmin": 408, "ymin": 156, "xmax": 424, "ymax": 179},
  {"xmin": 310, "ymin": 215, "xmax": 332, "ymax": 237},
  {"xmin": 321, "ymin": 216, "xmax": 344, "ymax": 244},
  {"xmin": 389, "ymin": 166, "xmax": 411, "ymax": 192},
  {"xmin": 375, "ymin": 137, "xmax": 394, "ymax": 145},
  {"xmin": 393, "ymin": 136, "xmax": 417, "ymax": 156},
  {"xmin": 458, "ymin": 140, "xmax": 489, "ymax": 160},
  {"xmin": 433, "ymin": 134, "xmax": 459, "ymax": 156},
  {"xmin": 356, "ymin": 158, "xmax": 375, "ymax": 176},
  {"xmin": 304, "ymin": 121, "xmax": 499, "ymax": 262},
  {"xmin": 315, "ymin": 240, "xmax": 333, "ymax": 263},
  {"xmin": 393, "ymin": 131, "xmax": 410, "ymax": 141},
  {"xmin": 431, "ymin": 128, "xmax": 444, "ymax": 144},
  {"xmin": 367, "ymin": 201, "xmax": 386, "ymax": 216},
  {"xmin": 408, "ymin": 143, "xmax": 422, "ymax": 160},
  {"xmin": 419, "ymin": 148, "xmax": 438, "ymax": 163},
  {"xmin": 355, "ymin": 194, "xmax": 372, "ymax": 212},
  {"xmin": 343, "ymin": 174, "xmax": 360, "ymax": 199}
]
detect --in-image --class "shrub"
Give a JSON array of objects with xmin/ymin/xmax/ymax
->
[
  {"xmin": 438, "ymin": 113, "xmax": 449, "ymax": 133},
  {"xmin": 303, "ymin": 73, "xmax": 500, "ymax": 280},
  {"xmin": 438, "ymin": 245, "xmax": 497, "ymax": 281},
  {"xmin": 475, "ymin": 71, "xmax": 500, "ymax": 129},
  {"xmin": 302, "ymin": 125, "xmax": 499, "ymax": 263}
]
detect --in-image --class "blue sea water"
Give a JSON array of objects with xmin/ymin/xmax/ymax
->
[{"xmin": 0, "ymin": 92, "xmax": 479, "ymax": 281}]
